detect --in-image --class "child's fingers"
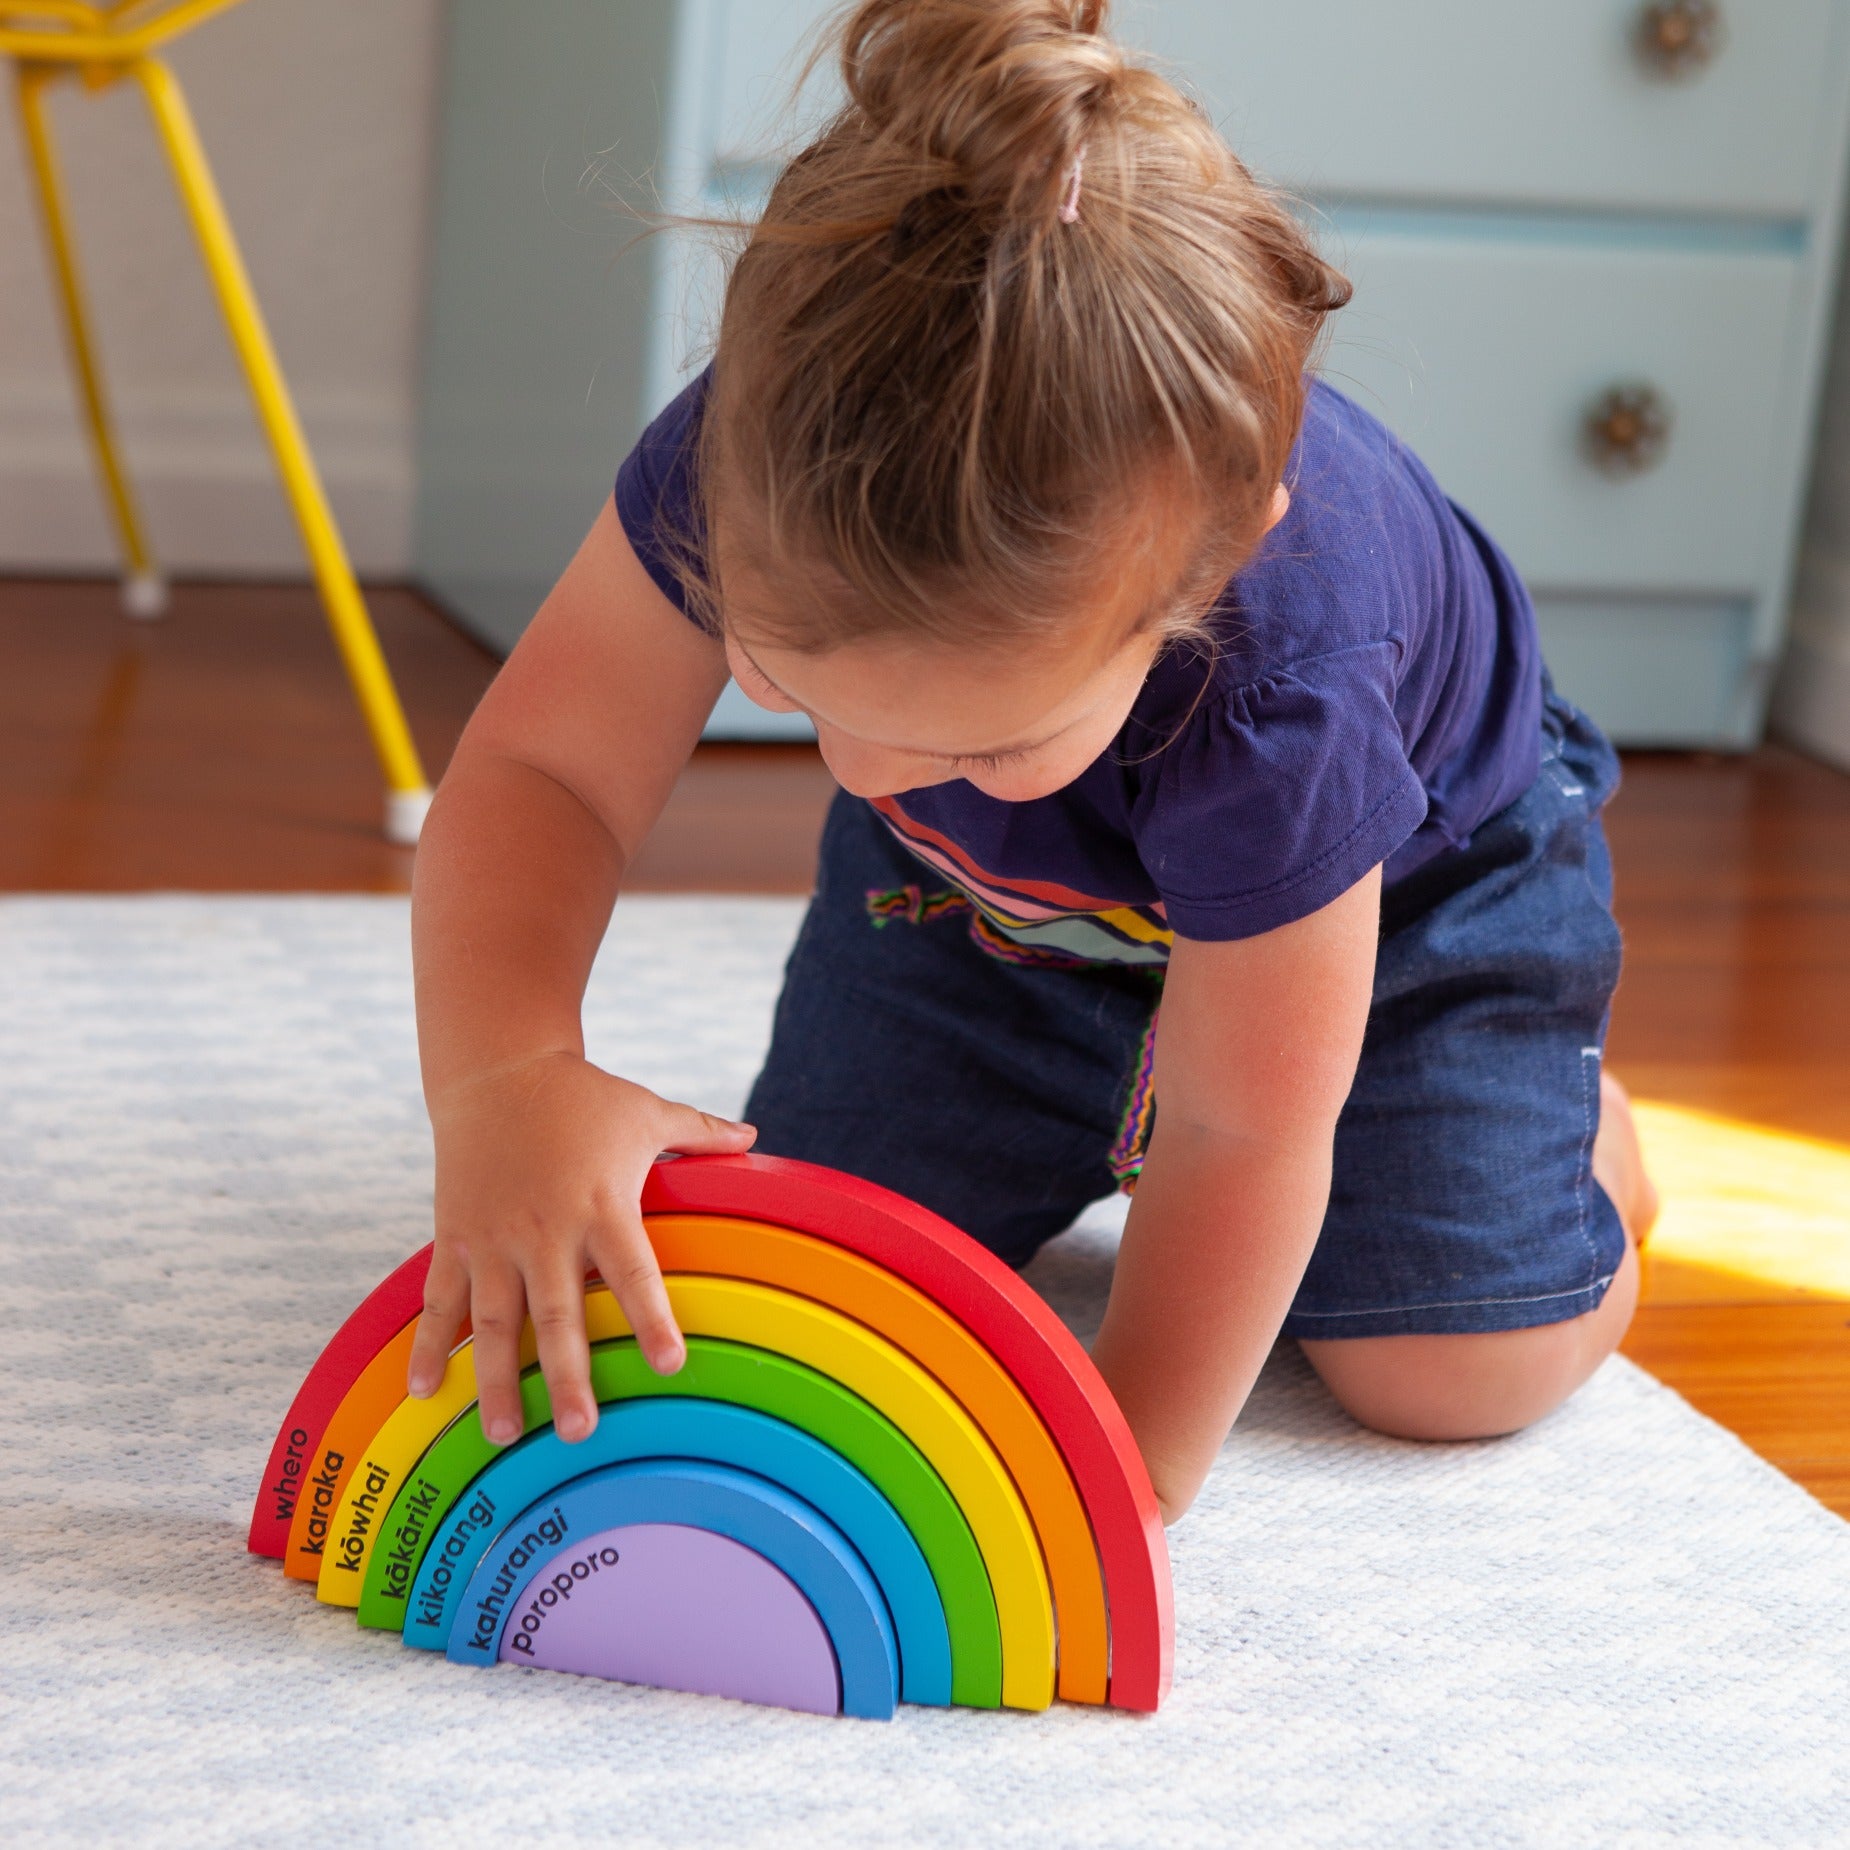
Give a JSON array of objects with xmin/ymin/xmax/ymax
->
[
  {"xmin": 526, "ymin": 1259, "xmax": 598, "ymax": 1445},
  {"xmin": 408, "ymin": 1242, "xmax": 469, "ymax": 1398},
  {"xmin": 470, "ymin": 1259, "xmax": 530, "ymax": 1446},
  {"xmin": 587, "ymin": 1211, "xmax": 685, "ymax": 1377},
  {"xmin": 654, "ymin": 1100, "xmax": 757, "ymax": 1158}
]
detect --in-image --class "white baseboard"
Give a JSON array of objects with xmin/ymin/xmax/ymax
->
[
  {"xmin": 0, "ymin": 381, "xmax": 413, "ymax": 575},
  {"xmin": 1770, "ymin": 630, "xmax": 1850, "ymax": 772}
]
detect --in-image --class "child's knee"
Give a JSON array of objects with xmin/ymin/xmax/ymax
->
[
  {"xmin": 1304, "ymin": 1319, "xmax": 1611, "ymax": 1441},
  {"xmin": 1300, "ymin": 1323, "xmax": 1590, "ymax": 1440},
  {"xmin": 1302, "ymin": 1228, "xmax": 1641, "ymax": 1441}
]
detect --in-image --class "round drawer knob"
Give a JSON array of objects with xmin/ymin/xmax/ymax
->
[
  {"xmin": 1634, "ymin": 1, "xmax": 1724, "ymax": 78},
  {"xmin": 1584, "ymin": 384, "xmax": 1673, "ymax": 476}
]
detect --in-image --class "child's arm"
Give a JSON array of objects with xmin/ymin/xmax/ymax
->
[
  {"xmin": 406, "ymin": 502, "xmax": 755, "ymax": 1445},
  {"xmin": 1089, "ymin": 868, "xmax": 1382, "ymax": 1520}
]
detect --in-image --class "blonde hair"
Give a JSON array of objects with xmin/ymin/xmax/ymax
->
[{"xmin": 682, "ymin": 0, "xmax": 1350, "ymax": 651}]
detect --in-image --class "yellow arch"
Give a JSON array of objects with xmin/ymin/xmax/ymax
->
[
  {"xmin": 316, "ymin": 1275, "xmax": 1056, "ymax": 1710},
  {"xmin": 307, "ymin": 1321, "xmax": 540, "ymax": 1594},
  {"xmin": 647, "ymin": 1215, "xmax": 1106, "ymax": 1704}
]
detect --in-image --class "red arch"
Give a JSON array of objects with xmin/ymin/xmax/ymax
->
[
  {"xmin": 642, "ymin": 1156, "xmax": 1172, "ymax": 1712},
  {"xmin": 248, "ymin": 1154, "xmax": 1171, "ymax": 1711},
  {"xmin": 247, "ymin": 1247, "xmax": 440, "ymax": 1557}
]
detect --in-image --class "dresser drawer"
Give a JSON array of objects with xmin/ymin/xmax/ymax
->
[
  {"xmin": 1321, "ymin": 226, "xmax": 1802, "ymax": 593},
  {"xmin": 1124, "ymin": 0, "xmax": 1842, "ymax": 218},
  {"xmin": 1533, "ymin": 595, "xmax": 1754, "ymax": 744}
]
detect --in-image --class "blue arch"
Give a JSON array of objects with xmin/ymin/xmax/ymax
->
[
  {"xmin": 405, "ymin": 1398, "xmax": 949, "ymax": 1702},
  {"xmin": 448, "ymin": 1460, "xmax": 901, "ymax": 1719}
]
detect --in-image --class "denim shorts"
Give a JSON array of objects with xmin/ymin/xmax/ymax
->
[{"xmin": 745, "ymin": 685, "xmax": 1628, "ymax": 1338}]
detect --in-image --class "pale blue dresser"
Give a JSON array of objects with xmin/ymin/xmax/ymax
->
[{"xmin": 414, "ymin": 2, "xmax": 1850, "ymax": 747}]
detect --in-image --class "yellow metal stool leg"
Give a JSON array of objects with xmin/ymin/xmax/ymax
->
[
  {"xmin": 130, "ymin": 53, "xmax": 432, "ymax": 843},
  {"xmin": 15, "ymin": 60, "xmax": 167, "ymax": 620}
]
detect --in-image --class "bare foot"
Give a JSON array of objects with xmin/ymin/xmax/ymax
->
[{"xmin": 1594, "ymin": 1070, "xmax": 1661, "ymax": 1249}]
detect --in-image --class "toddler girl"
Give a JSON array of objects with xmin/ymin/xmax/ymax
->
[{"xmin": 407, "ymin": 0, "xmax": 1656, "ymax": 1520}]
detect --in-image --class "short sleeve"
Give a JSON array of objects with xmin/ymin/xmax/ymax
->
[
  {"xmin": 613, "ymin": 368, "xmax": 711, "ymax": 624},
  {"xmin": 1132, "ymin": 642, "xmax": 1428, "ymax": 940}
]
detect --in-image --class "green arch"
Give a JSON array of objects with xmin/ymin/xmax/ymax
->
[{"xmin": 357, "ymin": 1336, "xmax": 1002, "ymax": 1707}]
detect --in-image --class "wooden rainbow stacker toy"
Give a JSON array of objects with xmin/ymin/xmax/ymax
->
[{"xmin": 252, "ymin": 1156, "xmax": 1173, "ymax": 1719}]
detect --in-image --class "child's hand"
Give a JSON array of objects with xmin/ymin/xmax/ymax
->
[{"xmin": 406, "ymin": 1051, "xmax": 755, "ymax": 1447}]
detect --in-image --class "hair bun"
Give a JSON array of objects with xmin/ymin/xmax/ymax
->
[
  {"xmin": 695, "ymin": 0, "xmax": 1352, "ymax": 656},
  {"xmin": 840, "ymin": 0, "xmax": 1123, "ymax": 223}
]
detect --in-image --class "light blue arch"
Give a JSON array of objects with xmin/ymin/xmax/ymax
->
[{"xmin": 448, "ymin": 1459, "xmax": 901, "ymax": 1719}]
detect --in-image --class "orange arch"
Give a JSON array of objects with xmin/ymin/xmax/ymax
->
[
  {"xmin": 283, "ymin": 1322, "xmax": 419, "ymax": 1580},
  {"xmin": 645, "ymin": 1214, "xmax": 1108, "ymax": 1704}
]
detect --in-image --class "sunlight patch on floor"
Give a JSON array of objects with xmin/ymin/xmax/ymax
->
[{"xmin": 1634, "ymin": 1101, "xmax": 1850, "ymax": 1305}]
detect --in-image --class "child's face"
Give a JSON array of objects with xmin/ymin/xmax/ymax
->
[
  {"xmin": 726, "ymin": 615, "xmax": 1163, "ymax": 802},
  {"xmin": 722, "ymin": 485, "xmax": 1288, "ymax": 803}
]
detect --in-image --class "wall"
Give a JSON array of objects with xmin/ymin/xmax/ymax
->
[
  {"xmin": 1779, "ymin": 228, "xmax": 1850, "ymax": 769},
  {"xmin": 0, "ymin": 0, "xmax": 443, "ymax": 575},
  {"xmin": 413, "ymin": 0, "xmax": 680, "ymax": 654}
]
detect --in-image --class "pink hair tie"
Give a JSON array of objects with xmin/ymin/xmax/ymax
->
[{"xmin": 1058, "ymin": 149, "xmax": 1085, "ymax": 225}]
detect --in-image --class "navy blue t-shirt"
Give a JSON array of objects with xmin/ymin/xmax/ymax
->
[{"xmin": 616, "ymin": 373, "xmax": 1541, "ymax": 963}]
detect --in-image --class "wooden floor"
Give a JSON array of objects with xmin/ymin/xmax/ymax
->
[
  {"xmin": 5, "ymin": 577, "xmax": 1846, "ymax": 1513},
  {"xmin": 1599, "ymin": 745, "xmax": 1850, "ymax": 1515},
  {"xmin": 0, "ymin": 576, "xmax": 839, "ymax": 894}
]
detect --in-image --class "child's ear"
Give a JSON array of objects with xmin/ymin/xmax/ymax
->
[{"xmin": 1265, "ymin": 482, "xmax": 1291, "ymax": 532}]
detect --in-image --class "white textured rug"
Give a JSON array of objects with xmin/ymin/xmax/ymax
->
[{"xmin": 2, "ymin": 897, "xmax": 1848, "ymax": 1849}]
